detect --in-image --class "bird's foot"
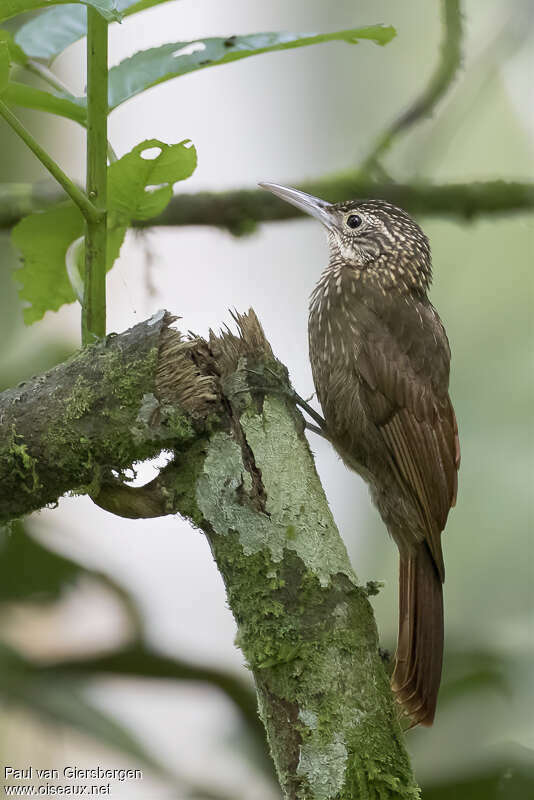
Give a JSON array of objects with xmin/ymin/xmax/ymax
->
[
  {"xmin": 304, "ymin": 422, "xmax": 328, "ymax": 439},
  {"xmin": 292, "ymin": 391, "xmax": 328, "ymax": 432},
  {"xmin": 244, "ymin": 366, "xmax": 328, "ymax": 438}
]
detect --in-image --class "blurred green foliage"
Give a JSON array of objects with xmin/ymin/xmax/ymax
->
[
  {"xmin": 0, "ymin": 521, "xmax": 270, "ymax": 795},
  {"xmin": 0, "ymin": 522, "xmax": 86, "ymax": 602}
]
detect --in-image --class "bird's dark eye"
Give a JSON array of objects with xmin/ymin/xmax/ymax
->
[{"xmin": 346, "ymin": 214, "xmax": 362, "ymax": 229}]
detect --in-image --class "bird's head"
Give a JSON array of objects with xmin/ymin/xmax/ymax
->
[{"xmin": 259, "ymin": 183, "xmax": 432, "ymax": 293}]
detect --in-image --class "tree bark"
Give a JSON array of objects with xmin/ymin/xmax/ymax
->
[
  {"xmin": 0, "ymin": 309, "xmax": 420, "ymax": 799},
  {"xmin": 1, "ymin": 177, "xmax": 533, "ymax": 233},
  {"xmin": 0, "ymin": 310, "xmax": 216, "ymax": 522}
]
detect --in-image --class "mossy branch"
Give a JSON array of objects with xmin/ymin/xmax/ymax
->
[
  {"xmin": 0, "ymin": 310, "xmax": 218, "ymax": 522},
  {"xmin": 0, "ymin": 309, "xmax": 420, "ymax": 798},
  {"xmin": 1, "ymin": 177, "xmax": 532, "ymax": 237}
]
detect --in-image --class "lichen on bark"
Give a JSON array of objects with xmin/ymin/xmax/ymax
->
[{"xmin": 187, "ymin": 312, "xmax": 420, "ymax": 799}]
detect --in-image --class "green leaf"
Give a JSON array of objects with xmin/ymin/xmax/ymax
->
[
  {"xmin": 0, "ymin": 0, "xmax": 122, "ymax": 25},
  {"xmin": 0, "ymin": 28, "xmax": 27, "ymax": 67},
  {"xmin": 107, "ymin": 27, "xmax": 397, "ymax": 110},
  {"xmin": 0, "ymin": 522, "xmax": 82, "ymax": 603},
  {"xmin": 13, "ymin": 201, "xmax": 83, "ymax": 324},
  {"xmin": 108, "ymin": 138, "xmax": 197, "ymax": 223},
  {"xmin": 13, "ymin": 139, "xmax": 196, "ymax": 324},
  {"xmin": 0, "ymin": 642, "xmax": 165, "ymax": 774},
  {"xmin": 15, "ymin": 0, "xmax": 175, "ymax": 63},
  {"xmin": 9, "ymin": 26, "xmax": 395, "ymax": 123},
  {"xmin": 4, "ymin": 82, "xmax": 87, "ymax": 125},
  {"xmin": 0, "ymin": 41, "xmax": 9, "ymax": 94},
  {"xmin": 105, "ymin": 138, "xmax": 197, "ymax": 272}
]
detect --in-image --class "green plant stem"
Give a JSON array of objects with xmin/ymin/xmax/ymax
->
[
  {"xmin": 83, "ymin": 10, "xmax": 109, "ymax": 345},
  {"xmin": 0, "ymin": 99, "xmax": 100, "ymax": 223}
]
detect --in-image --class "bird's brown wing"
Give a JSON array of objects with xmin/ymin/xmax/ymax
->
[{"xmin": 356, "ymin": 300, "xmax": 460, "ymax": 580}]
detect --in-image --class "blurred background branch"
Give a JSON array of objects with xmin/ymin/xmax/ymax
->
[
  {"xmin": 35, "ymin": 644, "xmax": 267, "ymax": 758},
  {"xmin": 1, "ymin": 177, "xmax": 533, "ymax": 235}
]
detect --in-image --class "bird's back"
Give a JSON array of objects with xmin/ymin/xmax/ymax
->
[
  {"xmin": 308, "ymin": 263, "xmax": 453, "ymax": 491},
  {"xmin": 308, "ymin": 260, "xmax": 460, "ymax": 725}
]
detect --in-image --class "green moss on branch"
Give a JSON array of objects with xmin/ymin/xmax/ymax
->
[
  {"xmin": 183, "ymin": 312, "xmax": 420, "ymax": 799},
  {"xmin": 194, "ymin": 398, "xmax": 418, "ymax": 798},
  {"xmin": 2, "ymin": 178, "xmax": 533, "ymax": 235},
  {"xmin": 0, "ymin": 311, "xmax": 218, "ymax": 522}
]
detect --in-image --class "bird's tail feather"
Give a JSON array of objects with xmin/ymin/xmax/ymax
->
[{"xmin": 392, "ymin": 543, "xmax": 444, "ymax": 727}]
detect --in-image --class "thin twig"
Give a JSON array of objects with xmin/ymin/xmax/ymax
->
[
  {"xmin": 0, "ymin": 100, "xmax": 100, "ymax": 223},
  {"xmin": 362, "ymin": 0, "xmax": 463, "ymax": 173}
]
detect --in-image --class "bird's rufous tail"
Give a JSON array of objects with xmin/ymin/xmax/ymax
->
[{"xmin": 392, "ymin": 543, "xmax": 444, "ymax": 727}]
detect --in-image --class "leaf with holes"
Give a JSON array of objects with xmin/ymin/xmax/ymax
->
[
  {"xmin": 9, "ymin": 26, "xmax": 395, "ymax": 124},
  {"xmin": 0, "ymin": 0, "xmax": 122, "ymax": 25},
  {"xmin": 106, "ymin": 138, "xmax": 197, "ymax": 266},
  {"xmin": 13, "ymin": 139, "xmax": 196, "ymax": 324},
  {"xmin": 108, "ymin": 138, "xmax": 197, "ymax": 224},
  {"xmin": 107, "ymin": 27, "xmax": 396, "ymax": 110},
  {"xmin": 15, "ymin": 0, "xmax": 176, "ymax": 62}
]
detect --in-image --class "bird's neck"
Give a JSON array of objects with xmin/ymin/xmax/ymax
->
[{"xmin": 310, "ymin": 259, "xmax": 428, "ymax": 314}]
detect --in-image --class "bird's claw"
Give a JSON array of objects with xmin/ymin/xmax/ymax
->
[{"xmin": 244, "ymin": 366, "xmax": 328, "ymax": 435}]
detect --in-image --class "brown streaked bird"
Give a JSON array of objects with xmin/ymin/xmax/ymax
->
[{"xmin": 260, "ymin": 183, "xmax": 460, "ymax": 727}]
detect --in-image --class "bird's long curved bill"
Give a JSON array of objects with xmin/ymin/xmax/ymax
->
[{"xmin": 259, "ymin": 183, "xmax": 334, "ymax": 230}]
